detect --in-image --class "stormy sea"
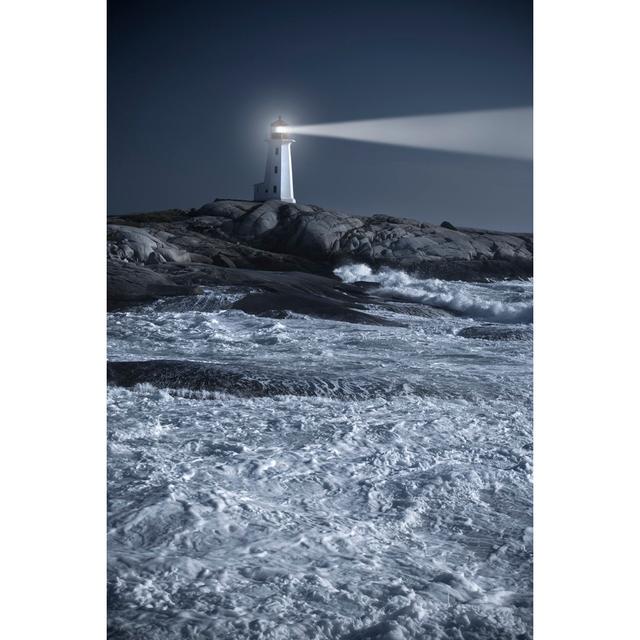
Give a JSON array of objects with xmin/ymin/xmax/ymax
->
[{"xmin": 107, "ymin": 265, "xmax": 533, "ymax": 639}]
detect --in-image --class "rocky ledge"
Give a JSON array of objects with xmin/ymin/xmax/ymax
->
[{"xmin": 107, "ymin": 199, "xmax": 532, "ymax": 320}]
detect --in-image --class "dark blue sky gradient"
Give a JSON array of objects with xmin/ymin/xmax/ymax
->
[{"xmin": 108, "ymin": 0, "xmax": 532, "ymax": 230}]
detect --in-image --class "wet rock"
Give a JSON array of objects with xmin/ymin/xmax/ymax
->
[
  {"xmin": 232, "ymin": 291, "xmax": 404, "ymax": 326},
  {"xmin": 108, "ymin": 199, "xmax": 532, "ymax": 280},
  {"xmin": 107, "ymin": 359, "xmax": 408, "ymax": 399},
  {"xmin": 457, "ymin": 324, "xmax": 531, "ymax": 341},
  {"xmin": 107, "ymin": 259, "xmax": 400, "ymax": 325},
  {"xmin": 107, "ymin": 200, "xmax": 533, "ymax": 312},
  {"xmin": 107, "ymin": 260, "xmax": 200, "ymax": 310}
]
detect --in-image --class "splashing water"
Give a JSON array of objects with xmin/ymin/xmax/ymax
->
[
  {"xmin": 334, "ymin": 264, "xmax": 533, "ymax": 323},
  {"xmin": 108, "ymin": 279, "xmax": 532, "ymax": 639}
]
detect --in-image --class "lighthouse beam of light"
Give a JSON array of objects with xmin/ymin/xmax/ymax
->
[{"xmin": 280, "ymin": 107, "xmax": 532, "ymax": 161}]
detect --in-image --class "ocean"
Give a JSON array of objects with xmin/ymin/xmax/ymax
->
[{"xmin": 107, "ymin": 266, "xmax": 533, "ymax": 639}]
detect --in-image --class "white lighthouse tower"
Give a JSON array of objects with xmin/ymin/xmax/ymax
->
[{"xmin": 253, "ymin": 117, "xmax": 296, "ymax": 203}]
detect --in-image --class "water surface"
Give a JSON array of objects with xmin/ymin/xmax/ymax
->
[{"xmin": 108, "ymin": 267, "xmax": 533, "ymax": 639}]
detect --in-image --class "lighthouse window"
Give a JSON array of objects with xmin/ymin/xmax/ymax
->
[
  {"xmin": 274, "ymin": 165, "xmax": 278, "ymax": 174},
  {"xmin": 273, "ymin": 186, "xmax": 277, "ymax": 193},
  {"xmin": 275, "ymin": 148, "xmax": 279, "ymax": 155}
]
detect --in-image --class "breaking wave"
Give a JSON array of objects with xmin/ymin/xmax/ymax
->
[
  {"xmin": 335, "ymin": 264, "xmax": 533, "ymax": 323},
  {"xmin": 107, "ymin": 276, "xmax": 533, "ymax": 639}
]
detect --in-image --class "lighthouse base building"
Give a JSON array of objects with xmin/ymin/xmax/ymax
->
[{"xmin": 254, "ymin": 117, "xmax": 296, "ymax": 203}]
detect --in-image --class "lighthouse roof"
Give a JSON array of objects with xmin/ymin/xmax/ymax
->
[{"xmin": 271, "ymin": 116, "xmax": 289, "ymax": 127}]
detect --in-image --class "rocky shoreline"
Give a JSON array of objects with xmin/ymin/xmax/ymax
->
[{"xmin": 108, "ymin": 199, "xmax": 532, "ymax": 322}]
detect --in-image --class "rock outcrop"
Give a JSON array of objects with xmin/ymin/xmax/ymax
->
[
  {"xmin": 189, "ymin": 200, "xmax": 532, "ymax": 278},
  {"xmin": 107, "ymin": 199, "xmax": 532, "ymax": 313},
  {"xmin": 107, "ymin": 259, "xmax": 201, "ymax": 308},
  {"xmin": 109, "ymin": 200, "xmax": 531, "ymax": 272}
]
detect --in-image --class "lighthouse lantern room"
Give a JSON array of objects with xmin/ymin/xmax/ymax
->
[{"xmin": 253, "ymin": 117, "xmax": 296, "ymax": 203}]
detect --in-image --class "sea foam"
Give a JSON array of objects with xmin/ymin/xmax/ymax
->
[
  {"xmin": 107, "ymin": 277, "xmax": 533, "ymax": 639},
  {"xmin": 335, "ymin": 264, "xmax": 533, "ymax": 323}
]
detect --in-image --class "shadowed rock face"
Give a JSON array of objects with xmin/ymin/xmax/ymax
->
[
  {"xmin": 107, "ymin": 260, "xmax": 201, "ymax": 308},
  {"xmin": 457, "ymin": 324, "xmax": 532, "ymax": 341},
  {"xmin": 199, "ymin": 200, "xmax": 532, "ymax": 276},
  {"xmin": 109, "ymin": 199, "xmax": 532, "ymax": 276},
  {"xmin": 106, "ymin": 359, "xmax": 419, "ymax": 399},
  {"xmin": 107, "ymin": 199, "xmax": 532, "ymax": 317},
  {"xmin": 108, "ymin": 259, "xmax": 406, "ymax": 325}
]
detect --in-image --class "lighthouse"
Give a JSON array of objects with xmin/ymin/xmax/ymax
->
[{"xmin": 253, "ymin": 117, "xmax": 296, "ymax": 203}]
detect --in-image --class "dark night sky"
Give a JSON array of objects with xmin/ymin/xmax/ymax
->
[{"xmin": 108, "ymin": 0, "xmax": 532, "ymax": 231}]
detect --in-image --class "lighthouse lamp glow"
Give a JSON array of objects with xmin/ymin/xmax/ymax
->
[
  {"xmin": 253, "ymin": 117, "xmax": 296, "ymax": 203},
  {"xmin": 252, "ymin": 107, "xmax": 532, "ymax": 203}
]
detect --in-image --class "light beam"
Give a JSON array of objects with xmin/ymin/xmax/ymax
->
[{"xmin": 287, "ymin": 107, "xmax": 532, "ymax": 161}]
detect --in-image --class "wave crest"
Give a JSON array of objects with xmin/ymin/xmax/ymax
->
[{"xmin": 334, "ymin": 264, "xmax": 532, "ymax": 323}]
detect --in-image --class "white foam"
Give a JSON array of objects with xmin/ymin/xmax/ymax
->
[
  {"xmin": 334, "ymin": 263, "xmax": 377, "ymax": 283},
  {"xmin": 334, "ymin": 264, "xmax": 533, "ymax": 323},
  {"xmin": 107, "ymin": 273, "xmax": 533, "ymax": 638}
]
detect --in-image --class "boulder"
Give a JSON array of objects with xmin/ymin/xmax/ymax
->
[
  {"xmin": 108, "ymin": 200, "xmax": 532, "ymax": 279},
  {"xmin": 107, "ymin": 260, "xmax": 200, "ymax": 309}
]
